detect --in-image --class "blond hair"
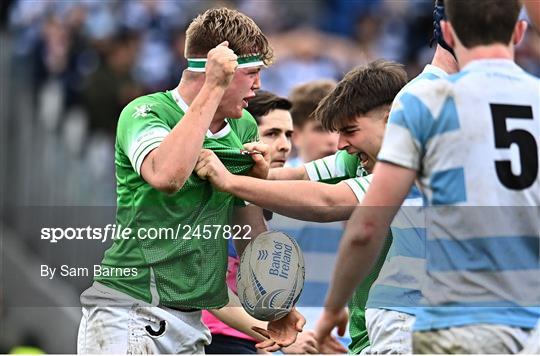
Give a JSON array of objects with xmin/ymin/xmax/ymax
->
[{"xmin": 185, "ymin": 8, "xmax": 274, "ymax": 65}]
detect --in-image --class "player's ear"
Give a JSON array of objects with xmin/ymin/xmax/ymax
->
[
  {"xmin": 512, "ymin": 20, "xmax": 528, "ymax": 46},
  {"xmin": 441, "ymin": 20, "xmax": 455, "ymax": 49}
]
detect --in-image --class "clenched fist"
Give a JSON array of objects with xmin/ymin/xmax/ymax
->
[
  {"xmin": 195, "ymin": 149, "xmax": 232, "ymax": 192},
  {"xmin": 205, "ymin": 41, "xmax": 238, "ymax": 88},
  {"xmin": 243, "ymin": 142, "xmax": 270, "ymax": 179}
]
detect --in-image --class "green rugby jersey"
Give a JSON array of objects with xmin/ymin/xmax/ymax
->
[
  {"xmin": 304, "ymin": 150, "xmax": 363, "ymax": 183},
  {"xmin": 96, "ymin": 90, "xmax": 259, "ymax": 309},
  {"xmin": 304, "ymin": 151, "xmax": 392, "ymax": 354}
]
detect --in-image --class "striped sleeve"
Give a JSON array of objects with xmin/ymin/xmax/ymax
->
[
  {"xmin": 117, "ymin": 102, "xmax": 171, "ymax": 176},
  {"xmin": 305, "ymin": 154, "xmax": 338, "ymax": 181},
  {"xmin": 304, "ymin": 151, "xmax": 359, "ymax": 182},
  {"xmin": 378, "ymin": 80, "xmax": 454, "ymax": 171},
  {"xmin": 127, "ymin": 127, "xmax": 170, "ymax": 175},
  {"xmin": 378, "ymin": 95, "xmax": 426, "ymax": 171},
  {"xmin": 343, "ymin": 175, "xmax": 373, "ymax": 202}
]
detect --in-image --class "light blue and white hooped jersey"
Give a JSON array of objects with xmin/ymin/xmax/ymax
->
[
  {"xmin": 366, "ymin": 65, "xmax": 447, "ymax": 314},
  {"xmin": 304, "ymin": 67, "xmax": 446, "ymax": 316},
  {"xmin": 379, "ymin": 59, "xmax": 540, "ymax": 331}
]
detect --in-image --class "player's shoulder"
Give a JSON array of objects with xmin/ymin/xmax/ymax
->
[
  {"xmin": 398, "ymin": 64, "xmax": 449, "ymax": 94},
  {"xmin": 395, "ymin": 75, "xmax": 454, "ymax": 118},
  {"xmin": 323, "ymin": 150, "xmax": 357, "ymax": 168},
  {"xmin": 240, "ymin": 109, "xmax": 258, "ymax": 126},
  {"xmin": 405, "ymin": 75, "xmax": 453, "ymax": 99},
  {"xmin": 117, "ymin": 92, "xmax": 175, "ymax": 132},
  {"xmin": 120, "ymin": 92, "xmax": 170, "ymax": 118},
  {"xmin": 335, "ymin": 150, "xmax": 365, "ymax": 177},
  {"xmin": 335, "ymin": 150, "xmax": 360, "ymax": 165},
  {"xmin": 229, "ymin": 109, "xmax": 258, "ymax": 132},
  {"xmin": 115, "ymin": 92, "xmax": 174, "ymax": 146}
]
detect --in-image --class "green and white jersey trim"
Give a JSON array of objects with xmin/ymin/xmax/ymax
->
[
  {"xmin": 128, "ymin": 127, "xmax": 170, "ymax": 175},
  {"xmin": 344, "ymin": 175, "xmax": 373, "ymax": 202},
  {"xmin": 305, "ymin": 151, "xmax": 367, "ymax": 182},
  {"xmin": 304, "ymin": 150, "xmax": 371, "ymax": 202},
  {"xmin": 305, "ymin": 153, "xmax": 342, "ymax": 181},
  {"xmin": 126, "ymin": 88, "xmax": 236, "ymax": 176}
]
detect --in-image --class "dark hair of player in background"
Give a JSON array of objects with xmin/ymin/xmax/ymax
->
[
  {"xmin": 445, "ymin": 0, "xmax": 523, "ymax": 48},
  {"xmin": 289, "ymin": 80, "xmax": 337, "ymax": 129},
  {"xmin": 315, "ymin": 59, "xmax": 407, "ymax": 131},
  {"xmin": 184, "ymin": 8, "xmax": 274, "ymax": 65},
  {"xmin": 246, "ymin": 90, "xmax": 292, "ymax": 125}
]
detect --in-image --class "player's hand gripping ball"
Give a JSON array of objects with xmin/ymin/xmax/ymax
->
[{"xmin": 237, "ymin": 231, "xmax": 305, "ymax": 321}]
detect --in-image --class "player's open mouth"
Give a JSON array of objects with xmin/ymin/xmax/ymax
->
[
  {"xmin": 242, "ymin": 95, "xmax": 255, "ymax": 108},
  {"xmin": 358, "ymin": 152, "xmax": 369, "ymax": 166}
]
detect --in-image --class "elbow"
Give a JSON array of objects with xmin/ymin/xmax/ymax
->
[
  {"xmin": 140, "ymin": 154, "xmax": 191, "ymax": 194},
  {"xmin": 149, "ymin": 172, "xmax": 189, "ymax": 195},
  {"xmin": 311, "ymin": 209, "xmax": 336, "ymax": 223},
  {"xmin": 321, "ymin": 192, "xmax": 340, "ymax": 207},
  {"xmin": 155, "ymin": 183, "xmax": 182, "ymax": 195},
  {"xmin": 349, "ymin": 220, "xmax": 379, "ymax": 247},
  {"xmin": 300, "ymin": 206, "xmax": 343, "ymax": 223}
]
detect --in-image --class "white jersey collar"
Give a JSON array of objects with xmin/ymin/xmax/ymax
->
[
  {"xmin": 461, "ymin": 59, "xmax": 521, "ymax": 73},
  {"xmin": 423, "ymin": 64, "xmax": 449, "ymax": 78},
  {"xmin": 170, "ymin": 88, "xmax": 231, "ymax": 139}
]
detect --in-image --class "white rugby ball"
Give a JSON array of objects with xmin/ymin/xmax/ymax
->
[{"xmin": 237, "ymin": 231, "xmax": 305, "ymax": 321}]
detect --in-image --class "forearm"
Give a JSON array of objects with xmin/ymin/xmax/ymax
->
[
  {"xmin": 210, "ymin": 288, "xmax": 268, "ymax": 341},
  {"xmin": 232, "ymin": 204, "xmax": 268, "ymax": 255},
  {"xmin": 149, "ymin": 84, "xmax": 226, "ymax": 191},
  {"xmin": 268, "ymin": 166, "xmax": 308, "ymax": 180},
  {"xmin": 227, "ymin": 175, "xmax": 353, "ymax": 222},
  {"xmin": 325, "ymin": 163, "xmax": 417, "ymax": 309},
  {"xmin": 324, "ymin": 206, "xmax": 392, "ymax": 310}
]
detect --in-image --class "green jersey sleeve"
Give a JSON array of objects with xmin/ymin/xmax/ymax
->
[
  {"xmin": 228, "ymin": 110, "xmax": 260, "ymax": 207},
  {"xmin": 236, "ymin": 111, "xmax": 260, "ymax": 144},
  {"xmin": 117, "ymin": 99, "xmax": 171, "ymax": 176},
  {"xmin": 304, "ymin": 150, "xmax": 364, "ymax": 183},
  {"xmin": 343, "ymin": 175, "xmax": 373, "ymax": 203}
]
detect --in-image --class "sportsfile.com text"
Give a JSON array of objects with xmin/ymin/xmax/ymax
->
[{"xmin": 40, "ymin": 224, "xmax": 253, "ymax": 243}]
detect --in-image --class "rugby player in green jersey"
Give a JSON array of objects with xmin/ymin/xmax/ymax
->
[
  {"xmin": 77, "ymin": 8, "xmax": 303, "ymax": 354},
  {"xmin": 195, "ymin": 60, "xmax": 408, "ymax": 353}
]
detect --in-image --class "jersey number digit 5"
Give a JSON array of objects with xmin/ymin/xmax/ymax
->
[{"xmin": 490, "ymin": 103, "xmax": 538, "ymax": 190}]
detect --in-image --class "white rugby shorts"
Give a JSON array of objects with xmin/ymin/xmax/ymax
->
[
  {"xmin": 362, "ymin": 308, "xmax": 415, "ymax": 354},
  {"xmin": 77, "ymin": 282, "xmax": 211, "ymax": 354}
]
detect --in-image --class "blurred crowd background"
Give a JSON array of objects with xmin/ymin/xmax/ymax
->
[
  {"xmin": 3, "ymin": 0, "xmax": 540, "ymax": 206},
  {"xmin": 0, "ymin": 0, "xmax": 539, "ymax": 353}
]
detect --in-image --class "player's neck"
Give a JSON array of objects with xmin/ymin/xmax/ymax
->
[
  {"xmin": 177, "ymin": 81, "xmax": 200, "ymax": 107},
  {"xmin": 456, "ymin": 44, "xmax": 514, "ymax": 69},
  {"xmin": 176, "ymin": 82, "xmax": 227, "ymax": 133},
  {"xmin": 431, "ymin": 46, "xmax": 459, "ymax": 74},
  {"xmin": 208, "ymin": 118, "xmax": 227, "ymax": 134}
]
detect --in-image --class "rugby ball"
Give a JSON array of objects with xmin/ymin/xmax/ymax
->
[{"xmin": 237, "ymin": 231, "xmax": 305, "ymax": 321}]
